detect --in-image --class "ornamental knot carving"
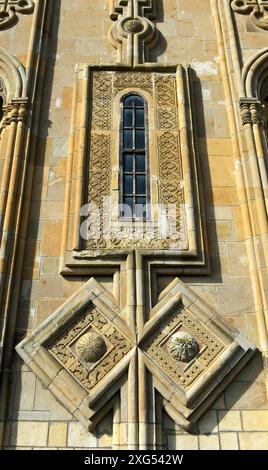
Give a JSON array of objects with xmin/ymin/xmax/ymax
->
[
  {"xmin": 231, "ymin": 1, "xmax": 268, "ymax": 31},
  {"xmin": 168, "ymin": 332, "xmax": 200, "ymax": 363},
  {"xmin": 76, "ymin": 332, "xmax": 107, "ymax": 363},
  {"xmin": 0, "ymin": 0, "xmax": 34, "ymax": 30}
]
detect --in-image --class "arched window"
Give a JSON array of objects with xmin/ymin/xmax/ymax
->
[{"xmin": 121, "ymin": 94, "xmax": 149, "ymax": 219}]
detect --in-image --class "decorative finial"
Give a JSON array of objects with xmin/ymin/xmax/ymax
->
[{"xmin": 108, "ymin": 0, "xmax": 159, "ymax": 67}]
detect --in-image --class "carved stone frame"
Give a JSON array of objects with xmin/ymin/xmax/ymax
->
[{"xmin": 60, "ymin": 64, "xmax": 207, "ymax": 279}]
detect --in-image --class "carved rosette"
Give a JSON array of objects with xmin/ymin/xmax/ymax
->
[
  {"xmin": 144, "ymin": 307, "xmax": 223, "ymax": 389},
  {"xmin": 168, "ymin": 332, "xmax": 200, "ymax": 363},
  {"xmin": 75, "ymin": 332, "xmax": 107, "ymax": 363},
  {"xmin": 0, "ymin": 0, "xmax": 35, "ymax": 30},
  {"xmin": 231, "ymin": 1, "xmax": 268, "ymax": 31},
  {"xmin": 16, "ymin": 277, "xmax": 255, "ymax": 434}
]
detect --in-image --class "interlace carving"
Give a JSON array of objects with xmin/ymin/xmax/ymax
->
[
  {"xmin": 0, "ymin": 0, "xmax": 34, "ymax": 29},
  {"xmin": 85, "ymin": 70, "xmax": 186, "ymax": 251},
  {"xmin": 231, "ymin": 0, "xmax": 268, "ymax": 31}
]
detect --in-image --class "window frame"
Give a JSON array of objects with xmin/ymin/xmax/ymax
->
[{"xmin": 119, "ymin": 92, "xmax": 151, "ymax": 221}]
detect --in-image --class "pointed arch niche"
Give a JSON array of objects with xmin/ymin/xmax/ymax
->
[{"xmin": 240, "ymin": 49, "xmax": 268, "ymax": 211}]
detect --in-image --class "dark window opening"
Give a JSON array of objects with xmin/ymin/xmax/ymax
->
[
  {"xmin": 121, "ymin": 94, "xmax": 149, "ymax": 219},
  {"xmin": 263, "ymin": 96, "xmax": 268, "ymax": 129},
  {"xmin": 0, "ymin": 95, "xmax": 3, "ymax": 123}
]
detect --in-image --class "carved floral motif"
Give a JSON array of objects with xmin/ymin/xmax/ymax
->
[
  {"xmin": 49, "ymin": 305, "xmax": 132, "ymax": 391},
  {"xmin": 144, "ymin": 308, "xmax": 224, "ymax": 388},
  {"xmin": 168, "ymin": 332, "xmax": 200, "ymax": 363},
  {"xmin": 75, "ymin": 332, "xmax": 107, "ymax": 363}
]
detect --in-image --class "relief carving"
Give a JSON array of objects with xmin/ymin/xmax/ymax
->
[
  {"xmin": 144, "ymin": 307, "xmax": 224, "ymax": 388},
  {"xmin": 16, "ymin": 277, "xmax": 255, "ymax": 436},
  {"xmin": 0, "ymin": 0, "xmax": 34, "ymax": 29},
  {"xmin": 49, "ymin": 305, "xmax": 132, "ymax": 392},
  {"xmin": 85, "ymin": 70, "xmax": 186, "ymax": 251},
  {"xmin": 231, "ymin": 0, "xmax": 268, "ymax": 31},
  {"xmin": 108, "ymin": 0, "xmax": 159, "ymax": 66}
]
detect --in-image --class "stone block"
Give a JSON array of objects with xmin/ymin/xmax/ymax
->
[
  {"xmin": 239, "ymin": 432, "xmax": 268, "ymax": 450},
  {"xmin": 41, "ymin": 222, "xmax": 63, "ymax": 257},
  {"xmin": 166, "ymin": 434, "xmax": 199, "ymax": 451},
  {"xmin": 48, "ymin": 422, "xmax": 67, "ymax": 447},
  {"xmin": 242, "ymin": 411, "xmax": 268, "ymax": 431},
  {"xmin": 225, "ymin": 381, "xmax": 268, "ymax": 410},
  {"xmin": 198, "ymin": 410, "xmax": 218, "ymax": 434},
  {"xmin": 218, "ymin": 411, "xmax": 242, "ymax": 431},
  {"xmin": 10, "ymin": 422, "xmax": 49, "ymax": 447},
  {"xmin": 199, "ymin": 434, "xmax": 219, "ymax": 450},
  {"xmin": 68, "ymin": 421, "xmax": 98, "ymax": 448},
  {"xmin": 220, "ymin": 432, "xmax": 239, "ymax": 450}
]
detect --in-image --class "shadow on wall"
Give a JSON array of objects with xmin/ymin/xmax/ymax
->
[
  {"xmin": 165, "ymin": 352, "xmax": 265, "ymax": 450},
  {"xmin": 150, "ymin": 0, "xmax": 167, "ymax": 63},
  {"xmin": 3, "ymin": 0, "xmax": 62, "ymax": 450}
]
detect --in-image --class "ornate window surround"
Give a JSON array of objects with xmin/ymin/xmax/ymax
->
[{"xmin": 60, "ymin": 64, "xmax": 207, "ymax": 277}]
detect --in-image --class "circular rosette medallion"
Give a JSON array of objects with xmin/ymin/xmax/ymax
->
[
  {"xmin": 168, "ymin": 332, "xmax": 199, "ymax": 363},
  {"xmin": 76, "ymin": 332, "xmax": 107, "ymax": 363},
  {"xmin": 123, "ymin": 19, "xmax": 144, "ymax": 34}
]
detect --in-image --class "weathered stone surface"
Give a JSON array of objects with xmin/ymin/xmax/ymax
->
[{"xmin": 1, "ymin": 0, "xmax": 267, "ymax": 452}]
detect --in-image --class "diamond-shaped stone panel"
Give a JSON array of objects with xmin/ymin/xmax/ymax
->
[
  {"xmin": 48, "ymin": 305, "xmax": 132, "ymax": 392},
  {"xmin": 143, "ymin": 307, "xmax": 224, "ymax": 389}
]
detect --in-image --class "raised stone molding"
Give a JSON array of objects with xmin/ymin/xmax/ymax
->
[
  {"xmin": 231, "ymin": 0, "xmax": 268, "ymax": 31},
  {"xmin": 108, "ymin": 0, "xmax": 159, "ymax": 66},
  {"xmin": 60, "ymin": 64, "xmax": 206, "ymax": 275},
  {"xmin": 16, "ymin": 277, "xmax": 255, "ymax": 442},
  {"xmin": 0, "ymin": 0, "xmax": 34, "ymax": 30}
]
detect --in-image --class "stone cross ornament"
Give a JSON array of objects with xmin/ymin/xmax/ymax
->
[{"xmin": 109, "ymin": 0, "xmax": 159, "ymax": 66}]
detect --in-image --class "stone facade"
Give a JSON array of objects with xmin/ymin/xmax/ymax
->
[{"xmin": 0, "ymin": 0, "xmax": 268, "ymax": 450}]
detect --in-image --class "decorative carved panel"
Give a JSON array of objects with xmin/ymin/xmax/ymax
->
[
  {"xmin": 85, "ymin": 69, "xmax": 185, "ymax": 251},
  {"xmin": 16, "ymin": 277, "xmax": 255, "ymax": 435},
  {"xmin": 0, "ymin": 0, "xmax": 34, "ymax": 29},
  {"xmin": 60, "ymin": 64, "xmax": 206, "ymax": 274},
  {"xmin": 231, "ymin": 0, "xmax": 268, "ymax": 31}
]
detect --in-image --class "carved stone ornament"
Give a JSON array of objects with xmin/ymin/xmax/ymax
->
[
  {"xmin": 0, "ymin": 0, "xmax": 34, "ymax": 30},
  {"xmin": 84, "ymin": 69, "xmax": 184, "ymax": 252},
  {"xmin": 109, "ymin": 0, "xmax": 159, "ymax": 66},
  {"xmin": 75, "ymin": 332, "xmax": 107, "ymax": 363},
  {"xmin": 231, "ymin": 0, "xmax": 268, "ymax": 31},
  {"xmin": 168, "ymin": 332, "xmax": 200, "ymax": 363},
  {"xmin": 16, "ymin": 277, "xmax": 255, "ymax": 433}
]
